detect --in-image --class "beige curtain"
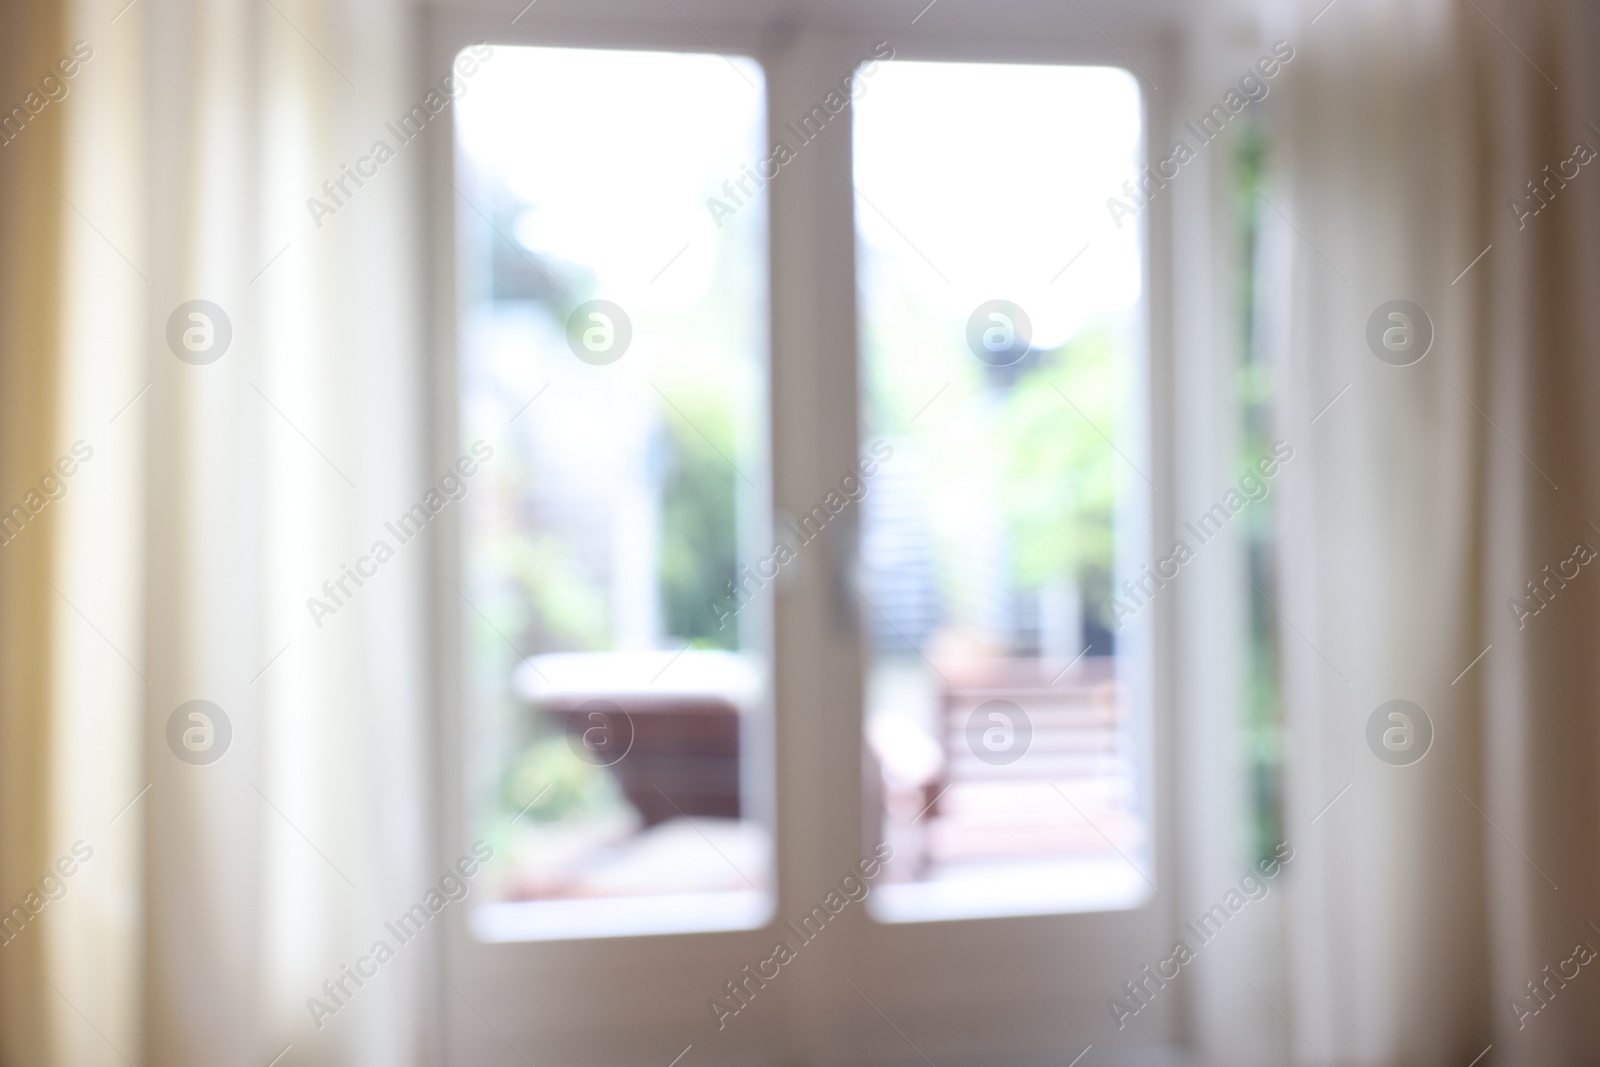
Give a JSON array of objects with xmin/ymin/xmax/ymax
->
[
  {"xmin": 1, "ymin": 1, "xmax": 146, "ymax": 1063},
  {"xmin": 1272, "ymin": 0, "xmax": 1600, "ymax": 1062},
  {"xmin": 0, "ymin": 4, "xmax": 73, "ymax": 1065},
  {"xmin": 0, "ymin": 0, "xmax": 431, "ymax": 1064}
]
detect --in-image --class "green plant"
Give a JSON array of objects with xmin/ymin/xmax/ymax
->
[
  {"xmin": 994, "ymin": 326, "xmax": 1120, "ymax": 595},
  {"xmin": 502, "ymin": 732, "xmax": 625, "ymax": 823},
  {"xmin": 657, "ymin": 395, "xmax": 738, "ymax": 649}
]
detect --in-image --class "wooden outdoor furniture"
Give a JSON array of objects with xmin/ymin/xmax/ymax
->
[{"xmin": 514, "ymin": 650, "xmax": 760, "ymax": 826}]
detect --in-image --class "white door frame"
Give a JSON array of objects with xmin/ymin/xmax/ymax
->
[{"xmin": 422, "ymin": 3, "xmax": 1208, "ymax": 1065}]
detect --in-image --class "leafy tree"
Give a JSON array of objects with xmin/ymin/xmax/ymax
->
[
  {"xmin": 658, "ymin": 397, "xmax": 738, "ymax": 649},
  {"xmin": 994, "ymin": 325, "xmax": 1121, "ymax": 622}
]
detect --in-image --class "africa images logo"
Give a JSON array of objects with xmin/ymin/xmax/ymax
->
[{"xmin": 166, "ymin": 700, "xmax": 232, "ymax": 765}]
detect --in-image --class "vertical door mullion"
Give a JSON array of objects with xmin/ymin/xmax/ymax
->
[{"xmin": 765, "ymin": 28, "xmax": 871, "ymax": 1067}]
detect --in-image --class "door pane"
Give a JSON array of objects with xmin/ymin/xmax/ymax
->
[
  {"xmin": 454, "ymin": 46, "xmax": 772, "ymax": 940},
  {"xmin": 853, "ymin": 60, "xmax": 1151, "ymax": 921}
]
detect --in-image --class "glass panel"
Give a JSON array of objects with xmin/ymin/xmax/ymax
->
[
  {"xmin": 454, "ymin": 46, "xmax": 772, "ymax": 940},
  {"xmin": 853, "ymin": 60, "xmax": 1150, "ymax": 921}
]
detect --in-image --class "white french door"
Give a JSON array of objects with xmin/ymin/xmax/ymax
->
[{"xmin": 425, "ymin": 3, "xmax": 1186, "ymax": 1065}]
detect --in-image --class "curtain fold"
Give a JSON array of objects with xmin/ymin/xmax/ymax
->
[
  {"xmin": 1477, "ymin": 1, "xmax": 1600, "ymax": 1061},
  {"xmin": 143, "ymin": 0, "xmax": 431, "ymax": 1064},
  {"xmin": 1272, "ymin": 0, "xmax": 1600, "ymax": 1062},
  {"xmin": 0, "ymin": 2, "xmax": 70, "ymax": 1064}
]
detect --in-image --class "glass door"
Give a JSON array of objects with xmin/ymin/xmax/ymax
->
[
  {"xmin": 853, "ymin": 58, "xmax": 1152, "ymax": 925},
  {"xmin": 430, "ymin": 12, "xmax": 1178, "ymax": 1067},
  {"xmin": 453, "ymin": 43, "xmax": 776, "ymax": 944}
]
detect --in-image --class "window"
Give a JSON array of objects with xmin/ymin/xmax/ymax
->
[
  {"xmin": 453, "ymin": 46, "xmax": 774, "ymax": 940},
  {"xmin": 853, "ymin": 61, "xmax": 1150, "ymax": 921},
  {"xmin": 435, "ymin": 19, "xmax": 1178, "ymax": 1067}
]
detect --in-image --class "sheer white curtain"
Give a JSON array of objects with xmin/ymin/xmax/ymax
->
[
  {"xmin": 3, "ymin": 0, "xmax": 432, "ymax": 1064},
  {"xmin": 143, "ymin": 0, "xmax": 433, "ymax": 1064},
  {"xmin": 1270, "ymin": 0, "xmax": 1600, "ymax": 1062}
]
